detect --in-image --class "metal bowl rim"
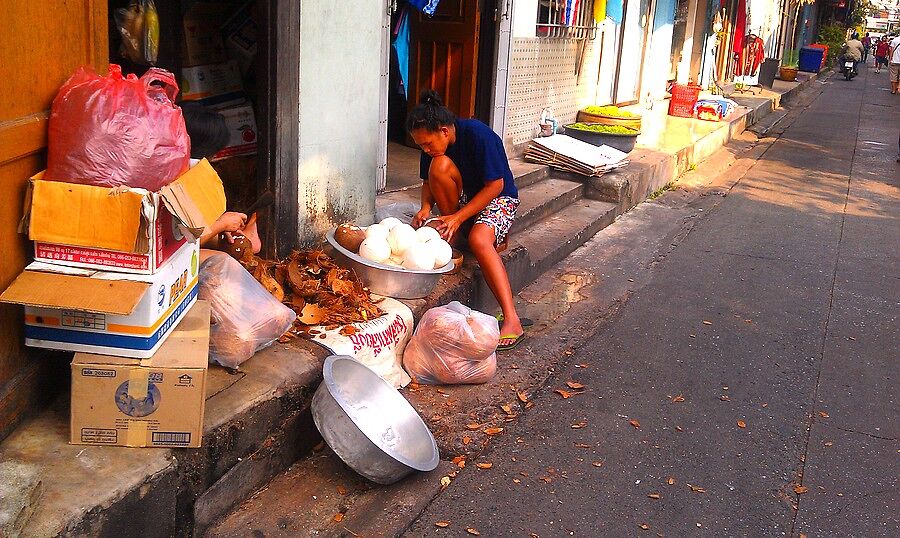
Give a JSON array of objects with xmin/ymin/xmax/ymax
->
[
  {"xmin": 321, "ymin": 355, "xmax": 439, "ymax": 471},
  {"xmin": 326, "ymin": 229, "xmax": 455, "ymax": 275}
]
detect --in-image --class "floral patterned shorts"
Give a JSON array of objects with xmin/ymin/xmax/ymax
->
[{"xmin": 459, "ymin": 192, "xmax": 520, "ymax": 246}]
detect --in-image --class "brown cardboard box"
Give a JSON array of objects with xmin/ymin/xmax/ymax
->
[
  {"xmin": 182, "ymin": 4, "xmax": 228, "ymax": 66},
  {"xmin": 69, "ymin": 301, "xmax": 210, "ymax": 448},
  {"xmin": 20, "ymin": 158, "xmax": 225, "ymax": 274}
]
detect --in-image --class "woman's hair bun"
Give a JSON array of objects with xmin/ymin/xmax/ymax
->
[{"xmin": 420, "ymin": 89, "xmax": 443, "ymax": 107}]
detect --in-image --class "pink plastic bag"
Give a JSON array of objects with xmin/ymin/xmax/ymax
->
[
  {"xmin": 402, "ymin": 302, "xmax": 499, "ymax": 385},
  {"xmin": 46, "ymin": 64, "xmax": 190, "ymax": 191}
]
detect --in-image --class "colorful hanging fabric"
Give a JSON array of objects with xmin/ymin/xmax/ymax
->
[
  {"xmin": 408, "ymin": 0, "xmax": 441, "ymax": 16},
  {"xmin": 594, "ymin": 0, "xmax": 607, "ymax": 23},
  {"xmin": 606, "ymin": 0, "xmax": 623, "ymax": 24},
  {"xmin": 393, "ymin": 8, "xmax": 411, "ymax": 98}
]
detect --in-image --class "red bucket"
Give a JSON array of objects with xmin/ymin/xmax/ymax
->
[{"xmin": 668, "ymin": 84, "xmax": 702, "ymax": 118}]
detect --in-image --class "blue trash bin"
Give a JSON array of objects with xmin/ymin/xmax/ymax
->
[{"xmin": 798, "ymin": 47, "xmax": 825, "ymax": 73}]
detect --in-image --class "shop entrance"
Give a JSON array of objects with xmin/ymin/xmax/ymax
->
[
  {"xmin": 107, "ymin": 0, "xmax": 299, "ymax": 257},
  {"xmin": 612, "ymin": 0, "xmax": 655, "ymax": 104},
  {"xmin": 382, "ymin": 0, "xmax": 504, "ymax": 194}
]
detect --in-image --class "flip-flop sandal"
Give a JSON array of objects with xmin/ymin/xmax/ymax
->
[
  {"xmin": 497, "ymin": 333, "xmax": 525, "ymax": 352},
  {"xmin": 495, "ymin": 313, "xmax": 534, "ymax": 327}
]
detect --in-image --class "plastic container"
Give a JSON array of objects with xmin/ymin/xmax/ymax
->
[
  {"xmin": 808, "ymin": 43, "xmax": 829, "ymax": 69},
  {"xmin": 799, "ymin": 46, "xmax": 825, "ymax": 73},
  {"xmin": 668, "ymin": 84, "xmax": 701, "ymax": 118}
]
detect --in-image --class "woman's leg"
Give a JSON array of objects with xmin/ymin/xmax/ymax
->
[
  {"xmin": 468, "ymin": 223, "xmax": 523, "ymax": 345},
  {"xmin": 428, "ymin": 155, "xmax": 463, "ymax": 215}
]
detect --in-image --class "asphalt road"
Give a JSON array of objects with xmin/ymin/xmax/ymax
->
[{"xmin": 404, "ymin": 66, "xmax": 899, "ymax": 537}]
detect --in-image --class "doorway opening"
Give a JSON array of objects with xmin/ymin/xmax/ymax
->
[
  {"xmin": 383, "ymin": 0, "xmax": 501, "ymax": 194},
  {"xmin": 106, "ymin": 0, "xmax": 299, "ymax": 256}
]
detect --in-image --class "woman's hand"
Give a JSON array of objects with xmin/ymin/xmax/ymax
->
[
  {"xmin": 216, "ymin": 212, "xmax": 248, "ymax": 234},
  {"xmin": 431, "ymin": 213, "xmax": 463, "ymax": 242},
  {"xmin": 412, "ymin": 206, "xmax": 432, "ymax": 229}
]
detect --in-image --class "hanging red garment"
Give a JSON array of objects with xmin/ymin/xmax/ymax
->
[
  {"xmin": 731, "ymin": 0, "xmax": 748, "ymax": 57},
  {"xmin": 736, "ymin": 35, "xmax": 765, "ymax": 76}
]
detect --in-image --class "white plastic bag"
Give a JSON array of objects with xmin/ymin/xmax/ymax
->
[
  {"xmin": 315, "ymin": 297, "xmax": 413, "ymax": 389},
  {"xmin": 199, "ymin": 253, "xmax": 296, "ymax": 368},
  {"xmin": 402, "ymin": 302, "xmax": 499, "ymax": 385}
]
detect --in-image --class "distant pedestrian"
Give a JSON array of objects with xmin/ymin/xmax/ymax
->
[
  {"xmin": 890, "ymin": 34, "xmax": 900, "ymax": 94},
  {"xmin": 862, "ymin": 33, "xmax": 872, "ymax": 63},
  {"xmin": 874, "ymin": 37, "xmax": 890, "ymax": 73}
]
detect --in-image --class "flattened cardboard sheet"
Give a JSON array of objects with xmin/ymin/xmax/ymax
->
[{"xmin": 0, "ymin": 271, "xmax": 148, "ymax": 315}]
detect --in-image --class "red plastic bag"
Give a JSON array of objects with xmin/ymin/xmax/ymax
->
[{"xmin": 46, "ymin": 64, "xmax": 190, "ymax": 191}]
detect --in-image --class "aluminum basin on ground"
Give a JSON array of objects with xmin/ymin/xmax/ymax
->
[
  {"xmin": 311, "ymin": 356, "xmax": 439, "ymax": 484},
  {"xmin": 325, "ymin": 229, "xmax": 454, "ymax": 299}
]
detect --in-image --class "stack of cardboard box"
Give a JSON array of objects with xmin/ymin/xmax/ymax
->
[
  {"xmin": 180, "ymin": 2, "xmax": 258, "ymax": 161},
  {"xmin": 0, "ymin": 160, "xmax": 227, "ymax": 448}
]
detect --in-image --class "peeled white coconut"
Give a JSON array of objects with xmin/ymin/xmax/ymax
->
[
  {"xmin": 379, "ymin": 216, "xmax": 403, "ymax": 230},
  {"xmin": 365, "ymin": 223, "xmax": 389, "ymax": 240},
  {"xmin": 387, "ymin": 224, "xmax": 417, "ymax": 257},
  {"xmin": 415, "ymin": 225, "xmax": 441, "ymax": 244},
  {"xmin": 426, "ymin": 238, "xmax": 453, "ymax": 269},
  {"xmin": 358, "ymin": 237, "xmax": 391, "ymax": 263},
  {"xmin": 402, "ymin": 248, "xmax": 436, "ymax": 271}
]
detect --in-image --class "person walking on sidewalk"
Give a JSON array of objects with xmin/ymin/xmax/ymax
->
[
  {"xmin": 874, "ymin": 37, "xmax": 890, "ymax": 73},
  {"xmin": 407, "ymin": 90, "xmax": 526, "ymax": 351},
  {"xmin": 862, "ymin": 33, "xmax": 872, "ymax": 63},
  {"xmin": 890, "ymin": 34, "xmax": 900, "ymax": 94}
]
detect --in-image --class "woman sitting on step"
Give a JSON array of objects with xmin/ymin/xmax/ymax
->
[{"xmin": 406, "ymin": 90, "xmax": 524, "ymax": 351}]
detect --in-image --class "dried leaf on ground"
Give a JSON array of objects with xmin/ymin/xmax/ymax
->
[
  {"xmin": 555, "ymin": 389, "xmax": 577, "ymax": 399},
  {"xmin": 737, "ymin": 420, "xmax": 747, "ymax": 428},
  {"xmin": 337, "ymin": 485, "xmax": 347, "ymax": 495},
  {"xmin": 452, "ymin": 455, "xmax": 466, "ymax": 468},
  {"xmin": 462, "ymin": 436, "xmax": 472, "ymax": 445},
  {"xmin": 629, "ymin": 419, "xmax": 641, "ymax": 429},
  {"xmin": 440, "ymin": 476, "xmax": 451, "ymax": 489},
  {"xmin": 672, "ymin": 395, "xmax": 685, "ymax": 403},
  {"xmin": 793, "ymin": 485, "xmax": 809, "ymax": 494},
  {"xmin": 339, "ymin": 325, "xmax": 357, "ymax": 336},
  {"xmin": 476, "ymin": 462, "xmax": 493, "ymax": 469},
  {"xmin": 648, "ymin": 493, "xmax": 661, "ymax": 499},
  {"xmin": 592, "ymin": 461, "xmax": 603, "ymax": 467},
  {"xmin": 818, "ymin": 411, "xmax": 830, "ymax": 418},
  {"xmin": 639, "ymin": 523, "xmax": 650, "ymax": 530},
  {"xmin": 484, "ymin": 427, "xmax": 504, "ymax": 435},
  {"xmin": 466, "ymin": 528, "xmax": 481, "ymax": 536},
  {"xmin": 501, "ymin": 404, "xmax": 513, "ymax": 414},
  {"xmin": 574, "ymin": 443, "xmax": 591, "ymax": 448},
  {"xmin": 435, "ymin": 521, "xmax": 450, "ymax": 528},
  {"xmin": 687, "ymin": 483, "xmax": 706, "ymax": 493},
  {"xmin": 720, "ymin": 395, "xmax": 730, "ymax": 401},
  {"xmin": 702, "ymin": 320, "xmax": 713, "ymax": 325},
  {"xmin": 333, "ymin": 514, "xmax": 344, "ymax": 522},
  {"xmin": 517, "ymin": 391, "xmax": 529, "ymax": 403},
  {"xmin": 571, "ymin": 421, "xmax": 587, "ymax": 429},
  {"xmin": 566, "ymin": 381, "xmax": 586, "ymax": 390},
  {"xmin": 466, "ymin": 423, "xmax": 482, "ymax": 431},
  {"xmin": 667, "ymin": 477, "xmax": 676, "ymax": 485}
]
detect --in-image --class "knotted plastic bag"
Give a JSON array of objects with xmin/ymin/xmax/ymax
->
[
  {"xmin": 402, "ymin": 302, "xmax": 499, "ymax": 385},
  {"xmin": 199, "ymin": 253, "xmax": 297, "ymax": 369},
  {"xmin": 46, "ymin": 64, "xmax": 190, "ymax": 191}
]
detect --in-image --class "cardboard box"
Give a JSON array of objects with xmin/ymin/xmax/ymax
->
[
  {"xmin": 70, "ymin": 301, "xmax": 210, "ymax": 448},
  {"xmin": 222, "ymin": 1, "xmax": 258, "ymax": 75},
  {"xmin": 180, "ymin": 61, "xmax": 245, "ymax": 107},
  {"xmin": 0, "ymin": 242, "xmax": 200, "ymax": 358},
  {"xmin": 182, "ymin": 4, "xmax": 228, "ymax": 66},
  {"xmin": 211, "ymin": 103, "xmax": 258, "ymax": 161},
  {"xmin": 22, "ymin": 159, "xmax": 225, "ymax": 274}
]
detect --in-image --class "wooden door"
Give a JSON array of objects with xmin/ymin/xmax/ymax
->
[
  {"xmin": 409, "ymin": 0, "xmax": 481, "ymax": 119},
  {"xmin": 0, "ymin": 1, "xmax": 108, "ymax": 441}
]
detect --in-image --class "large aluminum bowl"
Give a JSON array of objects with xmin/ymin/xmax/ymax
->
[
  {"xmin": 311, "ymin": 356, "xmax": 439, "ymax": 484},
  {"xmin": 325, "ymin": 229, "xmax": 454, "ymax": 299}
]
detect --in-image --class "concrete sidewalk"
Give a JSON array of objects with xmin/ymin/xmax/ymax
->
[{"xmin": 404, "ymin": 66, "xmax": 898, "ymax": 536}]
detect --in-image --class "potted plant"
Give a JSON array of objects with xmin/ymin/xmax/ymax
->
[{"xmin": 780, "ymin": 49, "xmax": 799, "ymax": 81}]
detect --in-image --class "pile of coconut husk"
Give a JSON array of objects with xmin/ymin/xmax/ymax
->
[{"xmin": 240, "ymin": 250, "xmax": 382, "ymax": 339}]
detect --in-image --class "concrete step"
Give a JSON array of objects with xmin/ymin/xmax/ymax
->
[
  {"xmin": 0, "ymin": 340, "xmax": 329, "ymax": 538},
  {"xmin": 508, "ymin": 157, "xmax": 550, "ymax": 189},
  {"xmin": 473, "ymin": 198, "xmax": 618, "ymax": 311},
  {"xmin": 207, "ymin": 448, "xmax": 454, "ymax": 537},
  {"xmin": 512, "ymin": 177, "xmax": 584, "ymax": 233}
]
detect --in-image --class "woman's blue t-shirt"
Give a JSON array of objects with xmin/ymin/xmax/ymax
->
[{"xmin": 419, "ymin": 119, "xmax": 518, "ymax": 199}]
